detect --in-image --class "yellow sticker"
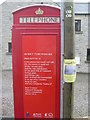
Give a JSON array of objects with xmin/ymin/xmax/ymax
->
[{"xmin": 64, "ymin": 59, "xmax": 76, "ymax": 83}]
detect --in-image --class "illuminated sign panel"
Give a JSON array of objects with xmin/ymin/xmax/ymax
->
[{"xmin": 19, "ymin": 17, "xmax": 60, "ymax": 23}]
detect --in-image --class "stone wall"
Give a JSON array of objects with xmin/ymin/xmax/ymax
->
[
  {"xmin": 75, "ymin": 14, "xmax": 89, "ymax": 73},
  {"xmin": 0, "ymin": 3, "xmax": 2, "ymax": 118},
  {"xmin": 1, "ymin": 1, "xmax": 89, "ymax": 73},
  {"xmin": 1, "ymin": 1, "xmax": 59, "ymax": 70}
]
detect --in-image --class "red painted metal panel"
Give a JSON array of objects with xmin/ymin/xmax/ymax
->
[
  {"xmin": 22, "ymin": 35, "xmax": 56, "ymax": 118},
  {"xmin": 13, "ymin": 5, "xmax": 60, "ymax": 25},
  {"xmin": 12, "ymin": 5, "xmax": 61, "ymax": 119}
]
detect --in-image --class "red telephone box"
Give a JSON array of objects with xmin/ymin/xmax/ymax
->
[{"xmin": 12, "ymin": 4, "xmax": 61, "ymax": 118}]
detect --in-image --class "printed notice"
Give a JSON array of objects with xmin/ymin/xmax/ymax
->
[
  {"xmin": 22, "ymin": 35, "xmax": 56, "ymax": 118},
  {"xmin": 64, "ymin": 59, "xmax": 77, "ymax": 83},
  {"xmin": 24, "ymin": 53, "xmax": 54, "ymax": 96}
]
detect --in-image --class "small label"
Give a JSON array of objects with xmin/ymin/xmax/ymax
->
[
  {"xmin": 26, "ymin": 112, "xmax": 29, "ymax": 117},
  {"xmin": 44, "ymin": 113, "xmax": 47, "ymax": 117},
  {"xmin": 66, "ymin": 10, "xmax": 72, "ymax": 18},
  {"xmin": 48, "ymin": 113, "xmax": 53, "ymax": 118},
  {"xmin": 33, "ymin": 113, "xmax": 42, "ymax": 118}
]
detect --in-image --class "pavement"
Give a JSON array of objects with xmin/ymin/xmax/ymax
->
[
  {"xmin": 73, "ymin": 73, "xmax": 88, "ymax": 118},
  {"xmin": 2, "ymin": 70, "xmax": 14, "ymax": 118},
  {"xmin": 0, "ymin": 70, "xmax": 88, "ymax": 118}
]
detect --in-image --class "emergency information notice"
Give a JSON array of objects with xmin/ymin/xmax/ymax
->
[
  {"xmin": 22, "ymin": 35, "xmax": 56, "ymax": 118},
  {"xmin": 24, "ymin": 53, "xmax": 54, "ymax": 96}
]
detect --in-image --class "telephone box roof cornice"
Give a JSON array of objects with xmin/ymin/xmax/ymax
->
[{"xmin": 12, "ymin": 4, "xmax": 60, "ymax": 14}]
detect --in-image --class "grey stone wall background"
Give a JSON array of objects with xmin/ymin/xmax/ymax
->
[
  {"xmin": 75, "ymin": 14, "xmax": 88, "ymax": 73},
  {"xmin": 0, "ymin": 4, "xmax": 2, "ymax": 118},
  {"xmin": 1, "ymin": 1, "xmax": 89, "ymax": 73},
  {"xmin": 1, "ymin": 1, "xmax": 60, "ymax": 71},
  {"xmin": 73, "ymin": 73, "xmax": 88, "ymax": 118}
]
